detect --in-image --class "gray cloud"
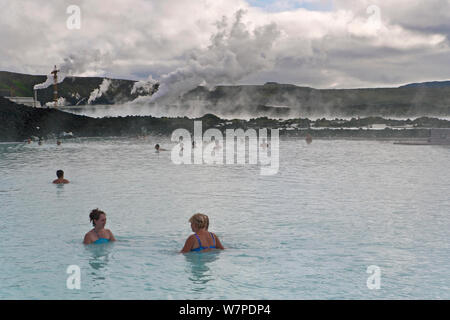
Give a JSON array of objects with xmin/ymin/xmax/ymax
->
[{"xmin": 0, "ymin": 0, "xmax": 449, "ymax": 93}]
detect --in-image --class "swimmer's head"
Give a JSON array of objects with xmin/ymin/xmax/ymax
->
[
  {"xmin": 189, "ymin": 213, "xmax": 209, "ymax": 231},
  {"xmin": 56, "ymin": 170, "xmax": 64, "ymax": 178},
  {"xmin": 90, "ymin": 208, "xmax": 106, "ymax": 227},
  {"xmin": 155, "ymin": 144, "xmax": 160, "ymax": 150}
]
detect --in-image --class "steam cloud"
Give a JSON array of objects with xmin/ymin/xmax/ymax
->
[
  {"xmin": 88, "ymin": 78, "xmax": 111, "ymax": 104},
  {"xmin": 131, "ymin": 75, "xmax": 158, "ymax": 96},
  {"xmin": 132, "ymin": 10, "xmax": 280, "ymax": 105},
  {"xmin": 33, "ymin": 50, "xmax": 110, "ymax": 90}
]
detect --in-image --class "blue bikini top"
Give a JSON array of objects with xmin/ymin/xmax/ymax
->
[
  {"xmin": 94, "ymin": 238, "xmax": 110, "ymax": 244},
  {"xmin": 191, "ymin": 232, "xmax": 216, "ymax": 252},
  {"xmin": 93, "ymin": 229, "xmax": 110, "ymax": 244}
]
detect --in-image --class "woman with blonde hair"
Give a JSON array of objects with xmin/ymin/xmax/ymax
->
[{"xmin": 180, "ymin": 213, "xmax": 224, "ymax": 253}]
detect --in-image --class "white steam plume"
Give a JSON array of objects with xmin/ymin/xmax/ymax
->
[
  {"xmin": 131, "ymin": 75, "xmax": 158, "ymax": 96},
  {"xmin": 33, "ymin": 50, "xmax": 110, "ymax": 90},
  {"xmin": 88, "ymin": 78, "xmax": 111, "ymax": 104},
  {"xmin": 45, "ymin": 97, "xmax": 67, "ymax": 107},
  {"xmin": 132, "ymin": 9, "xmax": 280, "ymax": 105}
]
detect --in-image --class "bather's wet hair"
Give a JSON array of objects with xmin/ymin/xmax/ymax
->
[
  {"xmin": 56, "ymin": 170, "xmax": 64, "ymax": 178},
  {"xmin": 189, "ymin": 213, "xmax": 209, "ymax": 230},
  {"xmin": 90, "ymin": 208, "xmax": 106, "ymax": 226}
]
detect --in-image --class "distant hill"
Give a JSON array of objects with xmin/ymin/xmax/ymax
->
[
  {"xmin": 180, "ymin": 82, "xmax": 450, "ymax": 117},
  {"xmin": 399, "ymin": 81, "xmax": 450, "ymax": 88},
  {"xmin": 1, "ymin": 71, "xmax": 450, "ymax": 117}
]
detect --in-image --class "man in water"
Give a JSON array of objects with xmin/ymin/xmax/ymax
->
[
  {"xmin": 155, "ymin": 144, "xmax": 168, "ymax": 152},
  {"xmin": 53, "ymin": 170, "xmax": 70, "ymax": 184}
]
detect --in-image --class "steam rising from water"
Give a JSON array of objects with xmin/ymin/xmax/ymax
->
[{"xmin": 127, "ymin": 10, "xmax": 280, "ymax": 117}]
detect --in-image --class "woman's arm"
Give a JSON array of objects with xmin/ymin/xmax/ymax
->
[
  {"xmin": 180, "ymin": 235, "xmax": 195, "ymax": 253},
  {"xmin": 83, "ymin": 233, "xmax": 92, "ymax": 245},
  {"xmin": 214, "ymin": 234, "xmax": 225, "ymax": 250},
  {"xmin": 108, "ymin": 229, "xmax": 116, "ymax": 242}
]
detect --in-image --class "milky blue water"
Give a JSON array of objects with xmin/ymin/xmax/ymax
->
[{"xmin": 0, "ymin": 138, "xmax": 449, "ymax": 299}]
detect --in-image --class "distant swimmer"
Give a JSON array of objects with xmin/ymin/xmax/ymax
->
[
  {"xmin": 260, "ymin": 138, "xmax": 269, "ymax": 149},
  {"xmin": 83, "ymin": 208, "xmax": 116, "ymax": 245},
  {"xmin": 180, "ymin": 213, "xmax": 225, "ymax": 253},
  {"xmin": 53, "ymin": 170, "xmax": 70, "ymax": 184},
  {"xmin": 211, "ymin": 139, "xmax": 222, "ymax": 156},
  {"xmin": 214, "ymin": 139, "xmax": 221, "ymax": 150},
  {"xmin": 305, "ymin": 133, "xmax": 313, "ymax": 144},
  {"xmin": 179, "ymin": 137, "xmax": 184, "ymax": 153},
  {"xmin": 155, "ymin": 144, "xmax": 168, "ymax": 152},
  {"xmin": 57, "ymin": 140, "xmax": 61, "ymax": 146},
  {"xmin": 27, "ymin": 138, "xmax": 31, "ymax": 144}
]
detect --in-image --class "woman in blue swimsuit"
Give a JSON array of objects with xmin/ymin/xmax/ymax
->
[
  {"xmin": 180, "ymin": 213, "xmax": 224, "ymax": 253},
  {"xmin": 83, "ymin": 209, "xmax": 116, "ymax": 244}
]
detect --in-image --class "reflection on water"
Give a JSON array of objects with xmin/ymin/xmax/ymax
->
[
  {"xmin": 86, "ymin": 243, "xmax": 114, "ymax": 272},
  {"xmin": 55, "ymin": 183, "xmax": 65, "ymax": 197},
  {"xmin": 184, "ymin": 251, "xmax": 221, "ymax": 290}
]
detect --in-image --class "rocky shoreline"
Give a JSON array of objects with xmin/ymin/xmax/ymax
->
[{"xmin": 1, "ymin": 97, "xmax": 449, "ymax": 142}]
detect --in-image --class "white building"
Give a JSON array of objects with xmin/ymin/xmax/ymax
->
[
  {"xmin": 367, "ymin": 123, "xmax": 387, "ymax": 129},
  {"xmin": 5, "ymin": 96, "xmax": 42, "ymax": 108}
]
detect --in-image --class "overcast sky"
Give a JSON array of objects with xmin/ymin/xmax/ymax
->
[{"xmin": 1, "ymin": 0, "xmax": 450, "ymax": 90}]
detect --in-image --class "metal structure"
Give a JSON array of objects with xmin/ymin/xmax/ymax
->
[{"xmin": 51, "ymin": 65, "xmax": 60, "ymax": 107}]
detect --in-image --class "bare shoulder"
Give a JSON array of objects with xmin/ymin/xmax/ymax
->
[
  {"xmin": 186, "ymin": 234, "xmax": 198, "ymax": 243},
  {"xmin": 83, "ymin": 231, "xmax": 93, "ymax": 244},
  {"xmin": 180, "ymin": 234, "xmax": 196, "ymax": 253}
]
